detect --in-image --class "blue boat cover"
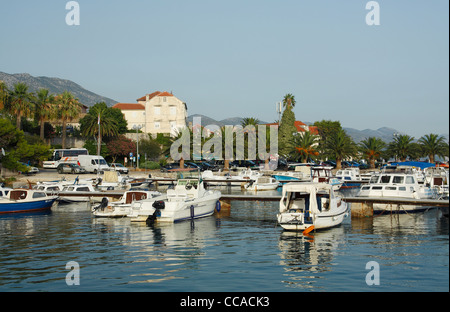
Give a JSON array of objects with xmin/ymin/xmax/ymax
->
[{"xmin": 388, "ymin": 161, "xmax": 435, "ymax": 169}]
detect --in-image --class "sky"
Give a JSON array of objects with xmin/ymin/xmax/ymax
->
[{"xmin": 1, "ymin": 0, "xmax": 448, "ymax": 139}]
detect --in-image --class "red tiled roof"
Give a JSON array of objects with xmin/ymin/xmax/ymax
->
[
  {"xmin": 265, "ymin": 121, "xmax": 318, "ymax": 135},
  {"xmin": 113, "ymin": 103, "xmax": 145, "ymax": 110},
  {"xmin": 136, "ymin": 91, "xmax": 173, "ymax": 102}
]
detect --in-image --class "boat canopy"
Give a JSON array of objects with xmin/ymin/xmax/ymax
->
[
  {"xmin": 281, "ymin": 183, "xmax": 332, "ymax": 214},
  {"xmin": 388, "ymin": 161, "xmax": 435, "ymax": 170}
]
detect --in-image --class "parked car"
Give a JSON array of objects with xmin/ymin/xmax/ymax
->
[
  {"xmin": 57, "ymin": 163, "xmax": 86, "ymax": 174},
  {"xmin": 109, "ymin": 163, "xmax": 129, "ymax": 174},
  {"xmin": 18, "ymin": 162, "xmax": 39, "ymax": 175}
]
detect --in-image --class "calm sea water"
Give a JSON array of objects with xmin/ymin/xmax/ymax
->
[{"xmin": 0, "ymin": 188, "xmax": 448, "ymax": 292}]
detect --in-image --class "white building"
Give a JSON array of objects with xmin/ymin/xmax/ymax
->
[{"xmin": 113, "ymin": 91, "xmax": 187, "ymax": 137}]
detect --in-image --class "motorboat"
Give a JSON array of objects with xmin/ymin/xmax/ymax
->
[
  {"xmin": 59, "ymin": 183, "xmax": 100, "ymax": 203},
  {"xmin": 272, "ymin": 165, "xmax": 312, "ymax": 183},
  {"xmin": 311, "ymin": 166, "xmax": 342, "ymax": 190},
  {"xmin": 0, "ymin": 188, "xmax": 58, "ymax": 214},
  {"xmin": 335, "ymin": 167, "xmax": 362, "ymax": 189},
  {"xmin": 277, "ymin": 183, "xmax": 348, "ymax": 231},
  {"xmin": 92, "ymin": 189, "xmax": 162, "ymax": 217},
  {"xmin": 201, "ymin": 170, "xmax": 234, "ymax": 186},
  {"xmin": 244, "ymin": 176, "xmax": 280, "ymax": 191},
  {"xmin": 357, "ymin": 169, "xmax": 436, "ymax": 213},
  {"xmin": 129, "ymin": 178, "xmax": 221, "ymax": 223},
  {"xmin": 424, "ymin": 167, "xmax": 449, "ymax": 200}
]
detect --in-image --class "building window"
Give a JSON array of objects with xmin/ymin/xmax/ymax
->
[
  {"xmin": 170, "ymin": 106, "xmax": 176, "ymax": 115},
  {"xmin": 170, "ymin": 121, "xmax": 177, "ymax": 129},
  {"xmin": 154, "ymin": 122, "xmax": 160, "ymax": 129},
  {"xmin": 154, "ymin": 107, "xmax": 161, "ymax": 115}
]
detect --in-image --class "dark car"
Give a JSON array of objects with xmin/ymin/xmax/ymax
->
[{"xmin": 57, "ymin": 163, "xmax": 86, "ymax": 174}]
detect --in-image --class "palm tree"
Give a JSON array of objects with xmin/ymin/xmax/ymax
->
[
  {"xmin": 0, "ymin": 81, "xmax": 10, "ymax": 111},
  {"xmin": 359, "ymin": 137, "xmax": 386, "ymax": 169},
  {"xmin": 418, "ymin": 134, "xmax": 448, "ymax": 163},
  {"xmin": 241, "ymin": 117, "xmax": 260, "ymax": 128},
  {"xmin": 81, "ymin": 102, "xmax": 119, "ymax": 155},
  {"xmin": 34, "ymin": 89, "xmax": 55, "ymax": 141},
  {"xmin": 289, "ymin": 131, "xmax": 319, "ymax": 163},
  {"xmin": 56, "ymin": 91, "xmax": 81, "ymax": 149},
  {"xmin": 9, "ymin": 82, "xmax": 33, "ymax": 130},
  {"xmin": 388, "ymin": 134, "xmax": 415, "ymax": 162},
  {"xmin": 326, "ymin": 129, "xmax": 357, "ymax": 169},
  {"xmin": 282, "ymin": 93, "xmax": 296, "ymax": 109}
]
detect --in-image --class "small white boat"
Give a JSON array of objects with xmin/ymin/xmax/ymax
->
[
  {"xmin": 277, "ymin": 183, "xmax": 349, "ymax": 231},
  {"xmin": 59, "ymin": 183, "xmax": 99, "ymax": 203},
  {"xmin": 130, "ymin": 178, "xmax": 221, "ymax": 223},
  {"xmin": 357, "ymin": 170, "xmax": 436, "ymax": 213},
  {"xmin": 0, "ymin": 189, "xmax": 58, "ymax": 214},
  {"xmin": 311, "ymin": 166, "xmax": 342, "ymax": 190},
  {"xmin": 244, "ymin": 176, "xmax": 279, "ymax": 191},
  {"xmin": 272, "ymin": 165, "xmax": 312, "ymax": 182},
  {"xmin": 92, "ymin": 190, "xmax": 162, "ymax": 217}
]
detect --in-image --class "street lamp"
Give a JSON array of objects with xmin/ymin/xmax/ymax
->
[{"xmin": 133, "ymin": 124, "xmax": 143, "ymax": 169}]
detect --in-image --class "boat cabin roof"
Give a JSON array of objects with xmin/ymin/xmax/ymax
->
[{"xmin": 282, "ymin": 182, "xmax": 332, "ymax": 193}]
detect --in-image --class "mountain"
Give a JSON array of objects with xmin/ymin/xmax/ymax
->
[{"xmin": 0, "ymin": 72, "xmax": 117, "ymax": 107}]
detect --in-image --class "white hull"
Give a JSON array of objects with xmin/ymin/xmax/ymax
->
[
  {"xmin": 278, "ymin": 203, "xmax": 348, "ymax": 231},
  {"xmin": 277, "ymin": 182, "xmax": 348, "ymax": 232}
]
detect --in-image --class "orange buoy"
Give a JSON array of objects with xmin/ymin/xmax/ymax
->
[{"xmin": 303, "ymin": 225, "xmax": 315, "ymax": 235}]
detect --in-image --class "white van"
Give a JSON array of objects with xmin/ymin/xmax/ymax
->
[{"xmin": 77, "ymin": 155, "xmax": 110, "ymax": 173}]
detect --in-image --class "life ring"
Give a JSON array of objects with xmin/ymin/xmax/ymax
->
[{"xmin": 215, "ymin": 200, "xmax": 221, "ymax": 212}]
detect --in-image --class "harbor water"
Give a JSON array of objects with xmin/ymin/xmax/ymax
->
[{"xmin": 0, "ymin": 188, "xmax": 448, "ymax": 292}]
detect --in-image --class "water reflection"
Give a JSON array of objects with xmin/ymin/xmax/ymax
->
[
  {"xmin": 278, "ymin": 227, "xmax": 347, "ymax": 290},
  {"xmin": 91, "ymin": 216, "xmax": 221, "ymax": 286}
]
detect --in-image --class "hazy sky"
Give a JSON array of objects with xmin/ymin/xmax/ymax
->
[{"xmin": 1, "ymin": 0, "xmax": 448, "ymax": 138}]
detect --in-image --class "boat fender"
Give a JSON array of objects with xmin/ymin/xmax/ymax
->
[
  {"xmin": 215, "ymin": 200, "xmax": 221, "ymax": 212},
  {"xmin": 152, "ymin": 200, "xmax": 165, "ymax": 210}
]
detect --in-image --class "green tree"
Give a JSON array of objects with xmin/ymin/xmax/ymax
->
[
  {"xmin": 418, "ymin": 133, "xmax": 448, "ymax": 164},
  {"xmin": 313, "ymin": 120, "xmax": 342, "ymax": 159},
  {"xmin": 359, "ymin": 137, "xmax": 386, "ymax": 169},
  {"xmin": 80, "ymin": 102, "xmax": 119, "ymax": 155},
  {"xmin": 282, "ymin": 93, "xmax": 296, "ymax": 109},
  {"xmin": 289, "ymin": 131, "xmax": 320, "ymax": 163},
  {"xmin": 9, "ymin": 82, "xmax": 33, "ymax": 130},
  {"xmin": 278, "ymin": 105, "xmax": 297, "ymax": 157},
  {"xmin": 56, "ymin": 91, "xmax": 81, "ymax": 149},
  {"xmin": 33, "ymin": 89, "xmax": 55, "ymax": 141},
  {"xmin": 0, "ymin": 118, "xmax": 51, "ymax": 172},
  {"xmin": 241, "ymin": 117, "xmax": 260, "ymax": 128},
  {"xmin": 0, "ymin": 81, "xmax": 10, "ymax": 111},
  {"xmin": 326, "ymin": 129, "xmax": 357, "ymax": 169},
  {"xmin": 387, "ymin": 134, "xmax": 415, "ymax": 162}
]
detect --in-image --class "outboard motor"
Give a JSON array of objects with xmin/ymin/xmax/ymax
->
[{"xmin": 152, "ymin": 200, "xmax": 165, "ymax": 210}]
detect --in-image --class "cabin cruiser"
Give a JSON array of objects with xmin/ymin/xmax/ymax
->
[
  {"xmin": 129, "ymin": 178, "xmax": 221, "ymax": 223},
  {"xmin": 0, "ymin": 188, "xmax": 58, "ymax": 214},
  {"xmin": 58, "ymin": 183, "xmax": 100, "ymax": 203},
  {"xmin": 277, "ymin": 183, "xmax": 348, "ymax": 231},
  {"xmin": 357, "ymin": 169, "xmax": 436, "ymax": 212},
  {"xmin": 92, "ymin": 189, "xmax": 162, "ymax": 217}
]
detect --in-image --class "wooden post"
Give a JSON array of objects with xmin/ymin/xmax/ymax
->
[{"xmin": 351, "ymin": 202, "xmax": 373, "ymax": 218}]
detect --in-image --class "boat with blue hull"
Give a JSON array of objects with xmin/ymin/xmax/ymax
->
[{"xmin": 0, "ymin": 189, "xmax": 58, "ymax": 214}]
